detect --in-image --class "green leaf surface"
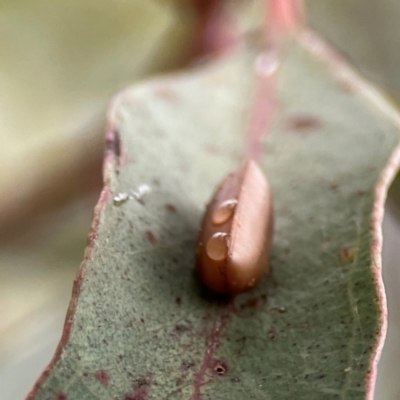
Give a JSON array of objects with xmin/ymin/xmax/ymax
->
[{"xmin": 28, "ymin": 31, "xmax": 400, "ymax": 399}]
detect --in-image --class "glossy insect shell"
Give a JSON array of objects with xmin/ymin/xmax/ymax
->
[{"xmin": 196, "ymin": 159, "xmax": 273, "ymax": 295}]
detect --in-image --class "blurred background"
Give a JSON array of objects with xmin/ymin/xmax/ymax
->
[{"xmin": 0, "ymin": 1, "xmax": 400, "ymax": 399}]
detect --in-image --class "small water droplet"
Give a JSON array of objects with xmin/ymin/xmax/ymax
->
[
  {"xmin": 113, "ymin": 192, "xmax": 129, "ymax": 206},
  {"xmin": 212, "ymin": 199, "xmax": 237, "ymax": 225},
  {"xmin": 131, "ymin": 184, "xmax": 151, "ymax": 202},
  {"xmin": 206, "ymin": 233, "xmax": 229, "ymax": 261},
  {"xmin": 256, "ymin": 50, "xmax": 279, "ymax": 77}
]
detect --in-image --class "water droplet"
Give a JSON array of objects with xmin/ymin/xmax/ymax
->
[
  {"xmin": 131, "ymin": 184, "xmax": 151, "ymax": 201},
  {"xmin": 206, "ymin": 233, "xmax": 229, "ymax": 261},
  {"xmin": 212, "ymin": 199, "xmax": 237, "ymax": 225},
  {"xmin": 256, "ymin": 50, "xmax": 279, "ymax": 77},
  {"xmin": 113, "ymin": 192, "xmax": 129, "ymax": 206}
]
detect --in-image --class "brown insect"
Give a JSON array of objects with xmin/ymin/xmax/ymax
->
[{"xmin": 196, "ymin": 159, "xmax": 273, "ymax": 295}]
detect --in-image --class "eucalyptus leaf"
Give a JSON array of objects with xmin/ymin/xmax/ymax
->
[{"xmin": 27, "ymin": 31, "xmax": 400, "ymax": 399}]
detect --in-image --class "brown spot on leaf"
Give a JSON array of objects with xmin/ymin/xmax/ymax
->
[
  {"xmin": 253, "ymin": 295, "xmax": 267, "ymax": 307},
  {"xmin": 286, "ymin": 115, "xmax": 321, "ymax": 133},
  {"xmin": 357, "ymin": 190, "xmax": 365, "ymax": 196},
  {"xmin": 175, "ymin": 296, "xmax": 182, "ymax": 306},
  {"xmin": 125, "ymin": 375, "xmax": 151, "ymax": 400},
  {"xmin": 245, "ymin": 298, "xmax": 259, "ymax": 308},
  {"xmin": 145, "ymin": 230, "xmax": 157, "ymax": 244},
  {"xmin": 165, "ymin": 203, "xmax": 176, "ymax": 212},
  {"xmin": 329, "ymin": 181, "xmax": 339, "ymax": 190},
  {"xmin": 56, "ymin": 392, "xmax": 67, "ymax": 400},
  {"xmin": 338, "ymin": 246, "xmax": 359, "ymax": 265},
  {"xmin": 125, "ymin": 392, "xmax": 146, "ymax": 400},
  {"xmin": 95, "ymin": 369, "xmax": 110, "ymax": 386},
  {"xmin": 213, "ymin": 361, "xmax": 227, "ymax": 376},
  {"xmin": 154, "ymin": 86, "xmax": 178, "ymax": 101},
  {"xmin": 239, "ymin": 294, "xmax": 267, "ymax": 311}
]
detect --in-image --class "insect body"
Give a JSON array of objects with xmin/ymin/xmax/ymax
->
[{"xmin": 196, "ymin": 159, "xmax": 273, "ymax": 295}]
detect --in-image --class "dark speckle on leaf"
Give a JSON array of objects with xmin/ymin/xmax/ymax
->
[
  {"xmin": 241, "ymin": 295, "xmax": 267, "ymax": 309},
  {"xmin": 329, "ymin": 181, "xmax": 339, "ymax": 190},
  {"xmin": 125, "ymin": 393, "xmax": 145, "ymax": 400},
  {"xmin": 338, "ymin": 246, "xmax": 359, "ymax": 264},
  {"xmin": 56, "ymin": 392, "xmax": 67, "ymax": 400},
  {"xmin": 95, "ymin": 369, "xmax": 110, "ymax": 386},
  {"xmin": 125, "ymin": 375, "xmax": 151, "ymax": 400},
  {"xmin": 144, "ymin": 230, "xmax": 157, "ymax": 244},
  {"xmin": 165, "ymin": 203, "xmax": 177, "ymax": 212},
  {"xmin": 286, "ymin": 115, "xmax": 321, "ymax": 132}
]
